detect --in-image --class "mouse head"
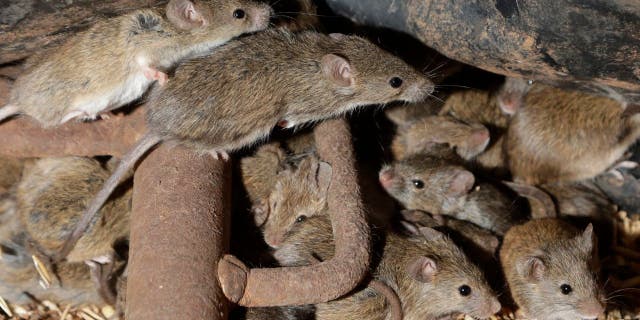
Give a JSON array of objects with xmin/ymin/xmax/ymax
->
[
  {"xmin": 379, "ymin": 154, "xmax": 475, "ymax": 214},
  {"xmin": 401, "ymin": 226, "xmax": 501, "ymax": 319},
  {"xmin": 403, "ymin": 115, "xmax": 490, "ymax": 160},
  {"xmin": 497, "ymin": 77, "xmax": 534, "ymax": 115},
  {"xmin": 319, "ymin": 34, "xmax": 434, "ymax": 110},
  {"xmin": 259, "ymin": 156, "xmax": 332, "ymax": 248},
  {"xmin": 166, "ymin": 0, "xmax": 272, "ymax": 37},
  {"xmin": 515, "ymin": 224, "xmax": 604, "ymax": 319}
]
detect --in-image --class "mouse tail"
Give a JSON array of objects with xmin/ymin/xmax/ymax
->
[
  {"xmin": 0, "ymin": 105, "xmax": 19, "ymax": 123},
  {"xmin": 56, "ymin": 134, "xmax": 162, "ymax": 261},
  {"xmin": 503, "ymin": 181, "xmax": 557, "ymax": 219}
]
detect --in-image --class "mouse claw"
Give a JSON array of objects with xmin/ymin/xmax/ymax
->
[{"xmin": 208, "ymin": 149, "xmax": 230, "ymax": 161}]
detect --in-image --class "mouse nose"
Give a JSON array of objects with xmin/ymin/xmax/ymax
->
[
  {"xmin": 577, "ymin": 299, "xmax": 605, "ymax": 320},
  {"xmin": 265, "ymin": 232, "xmax": 283, "ymax": 249},
  {"xmin": 489, "ymin": 298, "xmax": 502, "ymax": 315},
  {"xmin": 249, "ymin": 3, "xmax": 273, "ymax": 32},
  {"xmin": 378, "ymin": 168, "xmax": 395, "ymax": 190},
  {"xmin": 404, "ymin": 77, "xmax": 434, "ymax": 103}
]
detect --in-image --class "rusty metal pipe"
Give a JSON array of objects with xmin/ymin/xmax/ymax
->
[
  {"xmin": 217, "ymin": 118, "xmax": 371, "ymax": 306},
  {"xmin": 127, "ymin": 144, "xmax": 231, "ymax": 320},
  {"xmin": 0, "ymin": 108, "xmax": 147, "ymax": 158}
]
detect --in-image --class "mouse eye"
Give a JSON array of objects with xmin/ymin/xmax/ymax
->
[
  {"xmin": 560, "ymin": 284, "xmax": 572, "ymax": 295},
  {"xmin": 411, "ymin": 179, "xmax": 424, "ymax": 189},
  {"xmin": 295, "ymin": 215, "xmax": 307, "ymax": 223},
  {"xmin": 233, "ymin": 9, "xmax": 246, "ymax": 19},
  {"xmin": 458, "ymin": 285, "xmax": 471, "ymax": 296},
  {"xmin": 389, "ymin": 77, "xmax": 403, "ymax": 88}
]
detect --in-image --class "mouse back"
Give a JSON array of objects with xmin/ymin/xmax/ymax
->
[{"xmin": 392, "ymin": 114, "xmax": 491, "ymax": 160}]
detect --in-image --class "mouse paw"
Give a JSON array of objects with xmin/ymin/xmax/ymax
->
[
  {"xmin": 86, "ymin": 257, "xmax": 117, "ymax": 305},
  {"xmin": 208, "ymin": 149, "xmax": 230, "ymax": 161},
  {"xmin": 144, "ymin": 67, "xmax": 168, "ymax": 86}
]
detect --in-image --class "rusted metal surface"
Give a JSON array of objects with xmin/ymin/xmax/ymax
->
[
  {"xmin": 218, "ymin": 118, "xmax": 371, "ymax": 306},
  {"xmin": 324, "ymin": 0, "xmax": 640, "ymax": 103},
  {"xmin": 127, "ymin": 144, "xmax": 231, "ymax": 320},
  {"xmin": 0, "ymin": 107, "xmax": 147, "ymax": 158}
]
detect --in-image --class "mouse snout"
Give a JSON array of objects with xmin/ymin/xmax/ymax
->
[
  {"xmin": 576, "ymin": 299, "xmax": 605, "ymax": 320},
  {"xmin": 469, "ymin": 295, "xmax": 501, "ymax": 319},
  {"xmin": 264, "ymin": 230, "xmax": 284, "ymax": 248},
  {"xmin": 403, "ymin": 77, "xmax": 434, "ymax": 103},
  {"xmin": 247, "ymin": 3, "xmax": 273, "ymax": 32},
  {"xmin": 378, "ymin": 168, "xmax": 396, "ymax": 190}
]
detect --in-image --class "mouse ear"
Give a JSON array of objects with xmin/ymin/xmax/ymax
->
[
  {"xmin": 167, "ymin": 0, "xmax": 204, "ymax": 29},
  {"xmin": 520, "ymin": 256, "xmax": 546, "ymax": 282},
  {"xmin": 407, "ymin": 256, "xmax": 438, "ymax": 283},
  {"xmin": 446, "ymin": 170, "xmax": 475, "ymax": 197},
  {"xmin": 321, "ymin": 54, "xmax": 354, "ymax": 87},
  {"xmin": 578, "ymin": 223, "xmax": 595, "ymax": 253},
  {"xmin": 251, "ymin": 200, "xmax": 270, "ymax": 227}
]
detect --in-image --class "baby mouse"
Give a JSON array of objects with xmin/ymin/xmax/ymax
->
[
  {"xmin": 500, "ymin": 219, "xmax": 605, "ymax": 319},
  {"xmin": 0, "ymin": 0, "xmax": 272, "ymax": 127},
  {"xmin": 275, "ymin": 215, "xmax": 501, "ymax": 320},
  {"xmin": 62, "ymin": 28, "xmax": 434, "ymax": 260},
  {"xmin": 506, "ymin": 83, "xmax": 640, "ymax": 184},
  {"xmin": 15, "ymin": 157, "xmax": 131, "ymax": 304}
]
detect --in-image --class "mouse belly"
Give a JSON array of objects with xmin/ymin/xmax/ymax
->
[{"xmin": 65, "ymin": 72, "xmax": 152, "ymax": 122}]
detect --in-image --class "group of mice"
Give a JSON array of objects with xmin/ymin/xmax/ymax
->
[
  {"xmin": 235, "ymin": 75, "xmax": 639, "ymax": 320},
  {"xmin": 0, "ymin": 0, "xmax": 638, "ymax": 318}
]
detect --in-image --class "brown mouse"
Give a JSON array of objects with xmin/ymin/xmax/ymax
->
[
  {"xmin": 257, "ymin": 155, "xmax": 332, "ymax": 248},
  {"xmin": 0, "ymin": 0, "xmax": 272, "ymax": 127},
  {"xmin": 64, "ymin": 28, "xmax": 434, "ymax": 260},
  {"xmin": 379, "ymin": 149, "xmax": 520, "ymax": 234},
  {"xmin": 506, "ymin": 83, "xmax": 640, "ymax": 185},
  {"xmin": 274, "ymin": 215, "xmax": 501, "ymax": 320},
  {"xmin": 500, "ymin": 219, "xmax": 605, "ymax": 319},
  {"xmin": 244, "ymin": 305, "xmax": 316, "ymax": 320},
  {"xmin": 15, "ymin": 157, "xmax": 131, "ymax": 304},
  {"xmin": 390, "ymin": 114, "xmax": 490, "ymax": 161}
]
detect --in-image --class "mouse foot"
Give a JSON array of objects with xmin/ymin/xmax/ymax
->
[
  {"xmin": 605, "ymin": 161, "xmax": 638, "ymax": 185},
  {"xmin": 144, "ymin": 67, "xmax": 168, "ymax": 86},
  {"xmin": 208, "ymin": 149, "xmax": 230, "ymax": 161},
  {"xmin": 86, "ymin": 257, "xmax": 117, "ymax": 305}
]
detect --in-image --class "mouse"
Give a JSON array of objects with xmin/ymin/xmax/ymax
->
[
  {"xmin": 15, "ymin": 157, "xmax": 131, "ymax": 304},
  {"xmin": 0, "ymin": 0, "xmax": 272, "ymax": 127},
  {"xmin": 390, "ymin": 114, "xmax": 490, "ymax": 161},
  {"xmin": 274, "ymin": 215, "xmax": 501, "ymax": 320},
  {"xmin": 379, "ymin": 149, "xmax": 521, "ymax": 235},
  {"xmin": 500, "ymin": 219, "xmax": 605, "ymax": 319},
  {"xmin": 257, "ymin": 154, "xmax": 332, "ymax": 248},
  {"xmin": 506, "ymin": 83, "xmax": 640, "ymax": 185},
  {"xmin": 62, "ymin": 28, "xmax": 435, "ymax": 260}
]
